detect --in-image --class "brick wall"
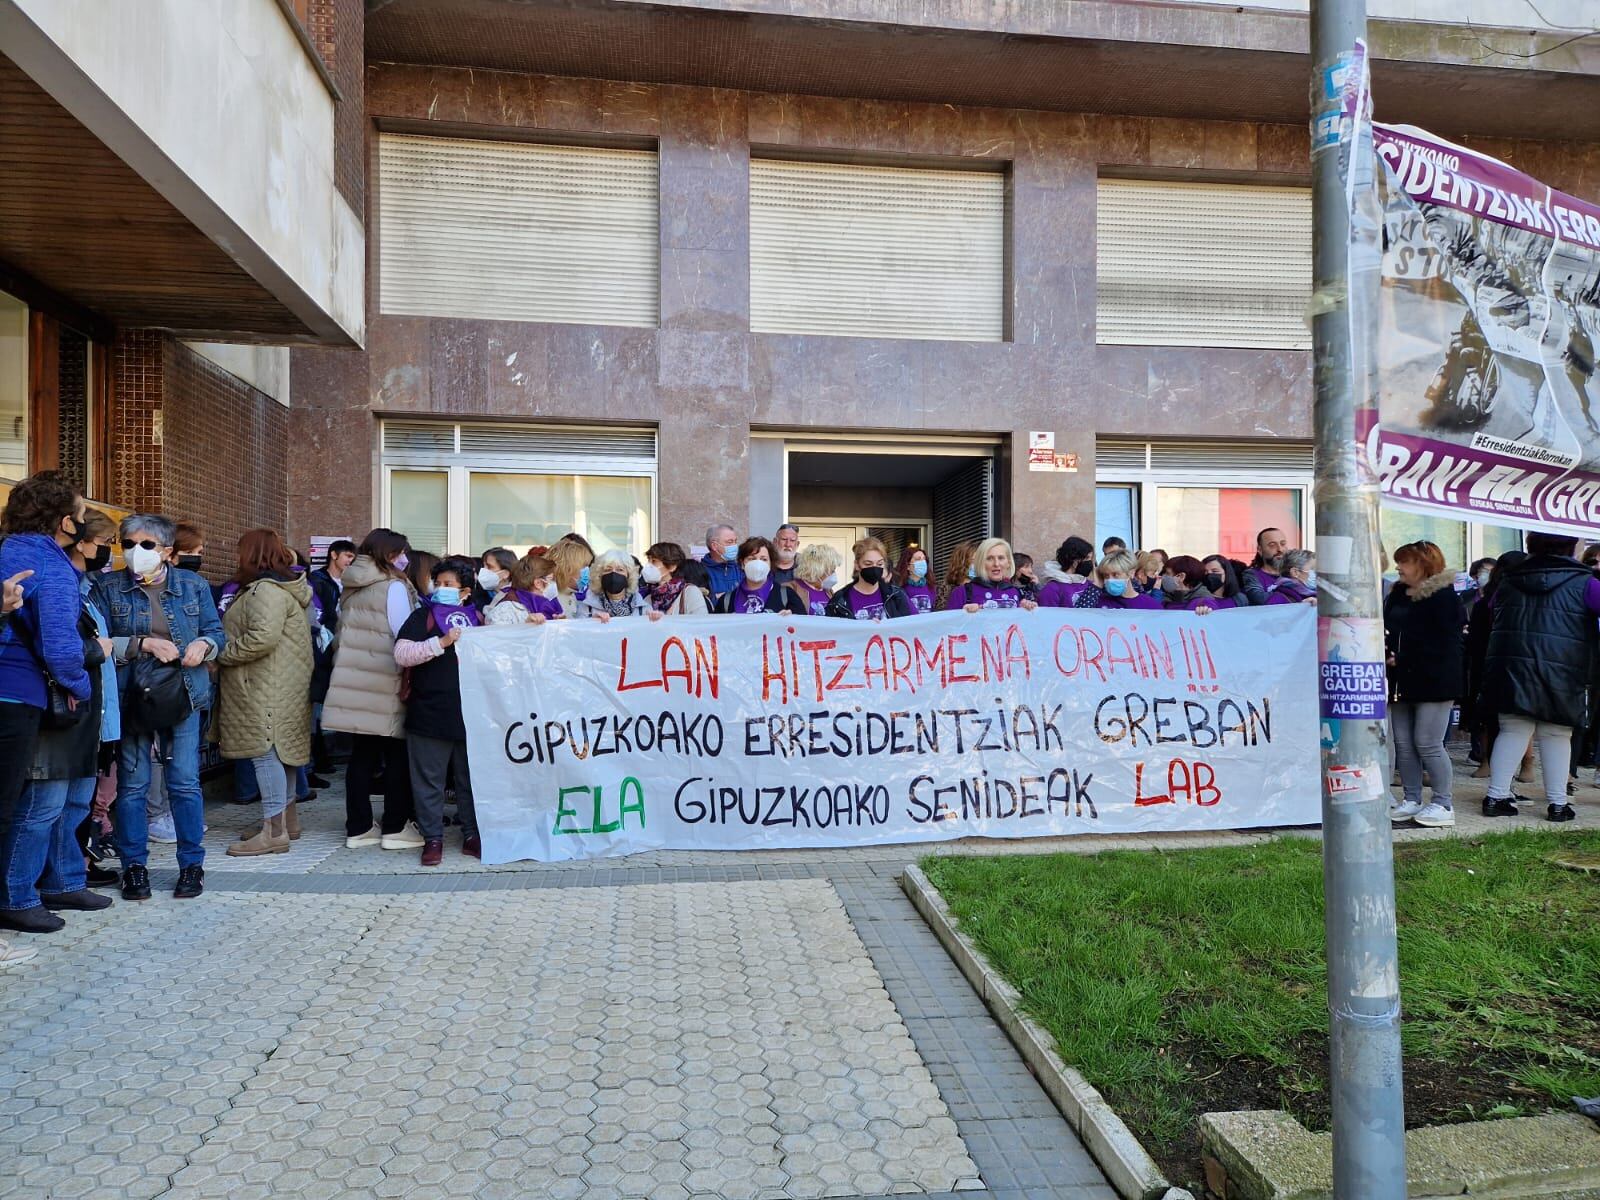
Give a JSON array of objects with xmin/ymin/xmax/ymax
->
[
  {"xmin": 309, "ymin": 0, "xmax": 365, "ymax": 212},
  {"xmin": 161, "ymin": 341, "xmax": 289, "ymax": 581}
]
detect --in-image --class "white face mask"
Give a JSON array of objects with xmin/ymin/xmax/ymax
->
[
  {"xmin": 128, "ymin": 545, "xmax": 165, "ymax": 579},
  {"xmin": 640, "ymin": 563, "xmax": 663, "ymax": 585},
  {"xmin": 542, "ymin": 581, "xmax": 558, "ymax": 601},
  {"xmin": 1475, "ymin": 570, "xmax": 1491, "ymax": 588},
  {"xmin": 744, "ymin": 560, "xmax": 770, "ymax": 584},
  {"xmin": 821, "ymin": 574, "xmax": 838, "ymax": 592},
  {"xmin": 476, "ymin": 567, "xmax": 503, "ymax": 592}
]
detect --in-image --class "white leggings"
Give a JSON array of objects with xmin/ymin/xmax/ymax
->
[{"xmin": 1486, "ymin": 715, "xmax": 1573, "ymax": 806}]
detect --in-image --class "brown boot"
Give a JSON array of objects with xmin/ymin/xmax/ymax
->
[
  {"xmin": 238, "ymin": 804, "xmax": 301, "ymax": 843},
  {"xmin": 227, "ymin": 813, "xmax": 291, "ymax": 857}
]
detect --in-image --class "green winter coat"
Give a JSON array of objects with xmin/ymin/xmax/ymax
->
[{"xmin": 215, "ymin": 575, "xmax": 315, "ymax": 766}]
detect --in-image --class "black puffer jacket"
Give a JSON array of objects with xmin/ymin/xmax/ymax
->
[
  {"xmin": 1384, "ymin": 569, "xmax": 1465, "ymax": 703},
  {"xmin": 1482, "ymin": 555, "xmax": 1597, "ymax": 729},
  {"xmin": 824, "ymin": 581, "xmax": 915, "ymax": 620}
]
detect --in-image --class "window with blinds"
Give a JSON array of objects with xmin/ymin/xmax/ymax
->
[
  {"xmin": 378, "ymin": 133, "xmax": 659, "ymax": 327},
  {"xmin": 1096, "ymin": 178, "xmax": 1311, "ymax": 350},
  {"xmin": 750, "ymin": 158, "xmax": 1006, "ymax": 341}
]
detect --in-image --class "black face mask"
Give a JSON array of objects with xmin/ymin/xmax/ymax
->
[
  {"xmin": 177, "ymin": 554, "xmax": 204, "ymax": 572},
  {"xmin": 62, "ymin": 516, "xmax": 86, "ymax": 542},
  {"xmin": 1204, "ymin": 573, "xmax": 1226, "ymax": 592},
  {"xmin": 1018, "ymin": 573, "xmax": 1035, "ymax": 586},
  {"xmin": 85, "ymin": 544, "xmax": 112, "ymax": 573},
  {"xmin": 859, "ymin": 565, "xmax": 884, "ymax": 585},
  {"xmin": 600, "ymin": 571, "xmax": 629, "ymax": 596}
]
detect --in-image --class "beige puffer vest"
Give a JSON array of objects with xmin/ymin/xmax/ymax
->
[{"xmin": 320, "ymin": 556, "xmax": 417, "ymax": 739}]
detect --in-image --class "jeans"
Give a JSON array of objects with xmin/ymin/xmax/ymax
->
[
  {"xmin": 38, "ymin": 776, "xmax": 96, "ymax": 894},
  {"xmin": 409, "ymin": 733, "xmax": 476, "ymax": 842},
  {"xmin": 236, "ymin": 757, "xmax": 311, "ymax": 803},
  {"xmin": 1391, "ymin": 701, "xmax": 1455, "ymax": 808},
  {"xmin": 345, "ymin": 734, "xmax": 413, "ymax": 837},
  {"xmin": 0, "ymin": 774, "xmax": 89, "ymax": 909},
  {"xmin": 250, "ymin": 749, "xmax": 296, "ymax": 820},
  {"xmin": 0, "ymin": 702, "xmax": 43, "ymax": 905},
  {"xmin": 116, "ymin": 709, "xmax": 206, "ymax": 869},
  {"xmin": 1487, "ymin": 714, "xmax": 1573, "ymax": 806}
]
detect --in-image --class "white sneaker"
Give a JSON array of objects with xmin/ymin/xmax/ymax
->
[
  {"xmin": 345, "ymin": 824, "xmax": 382, "ymax": 849},
  {"xmin": 1389, "ymin": 799, "xmax": 1424, "ymax": 823},
  {"xmin": 1592, "ymin": 768, "xmax": 1600, "ymax": 788},
  {"xmin": 380, "ymin": 821, "xmax": 424, "ymax": 851},
  {"xmin": 1413, "ymin": 802, "xmax": 1456, "ymax": 828},
  {"xmin": 148, "ymin": 815, "xmax": 177, "ymax": 843},
  {"xmin": 0, "ymin": 936, "xmax": 39, "ymax": 970}
]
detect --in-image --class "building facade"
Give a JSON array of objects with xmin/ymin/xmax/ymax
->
[{"xmin": 0, "ymin": 0, "xmax": 364, "ymax": 574}]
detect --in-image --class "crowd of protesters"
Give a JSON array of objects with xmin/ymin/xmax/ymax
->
[{"xmin": 0, "ymin": 466, "xmax": 1594, "ymax": 968}]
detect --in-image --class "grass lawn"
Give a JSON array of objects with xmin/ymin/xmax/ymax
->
[{"xmin": 922, "ymin": 830, "xmax": 1600, "ymax": 1187}]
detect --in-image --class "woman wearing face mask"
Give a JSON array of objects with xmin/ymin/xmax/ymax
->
[
  {"xmin": 173, "ymin": 523, "xmax": 206, "ymax": 576},
  {"xmin": 1199, "ymin": 555, "xmax": 1248, "ymax": 606},
  {"xmin": 549, "ymin": 538, "xmax": 594, "ymax": 618},
  {"xmin": 478, "ymin": 547, "xmax": 560, "ymax": 625},
  {"xmin": 0, "ymin": 474, "xmax": 103, "ymax": 934},
  {"xmin": 826, "ymin": 538, "xmax": 914, "ymax": 621},
  {"xmin": 1133, "ymin": 551, "xmax": 1167, "ymax": 595},
  {"xmin": 1037, "ymin": 537, "xmax": 1095, "ymax": 608},
  {"xmin": 894, "ymin": 547, "xmax": 935, "ymax": 613},
  {"xmin": 1073, "ymin": 551, "xmax": 1163, "ymax": 609},
  {"xmin": 321, "ymin": 528, "xmax": 422, "ymax": 853},
  {"xmin": 215, "ymin": 530, "xmax": 315, "ymax": 857},
  {"xmin": 644, "ymin": 543, "xmax": 709, "ymax": 617},
  {"xmin": 9, "ymin": 508, "xmax": 120, "ymax": 931},
  {"xmin": 576, "ymin": 550, "xmax": 659, "ymax": 623},
  {"xmin": 1267, "ymin": 549, "xmax": 1318, "ymax": 604},
  {"xmin": 1013, "ymin": 554, "xmax": 1041, "ymax": 603},
  {"xmin": 395, "ymin": 557, "xmax": 482, "ymax": 865},
  {"xmin": 713, "ymin": 537, "xmax": 776, "ymax": 614},
  {"xmin": 768, "ymin": 544, "xmax": 843, "ymax": 616},
  {"xmin": 946, "ymin": 538, "xmax": 1039, "ymax": 612},
  {"xmin": 1159, "ymin": 555, "xmax": 1234, "ymax": 614}
]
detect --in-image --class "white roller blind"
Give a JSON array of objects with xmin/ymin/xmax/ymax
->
[
  {"xmin": 378, "ymin": 133, "xmax": 659, "ymax": 327},
  {"xmin": 750, "ymin": 159, "xmax": 1005, "ymax": 341},
  {"xmin": 1096, "ymin": 178, "xmax": 1311, "ymax": 349}
]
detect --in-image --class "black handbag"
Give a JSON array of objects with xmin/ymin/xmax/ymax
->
[
  {"xmin": 16, "ymin": 607, "xmax": 90, "ymax": 732},
  {"xmin": 124, "ymin": 654, "xmax": 192, "ymax": 734}
]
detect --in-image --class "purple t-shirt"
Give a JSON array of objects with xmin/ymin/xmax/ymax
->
[
  {"xmin": 902, "ymin": 582, "xmax": 935, "ymax": 613},
  {"xmin": 731, "ymin": 580, "xmax": 774, "ymax": 613},
  {"xmin": 1076, "ymin": 585, "xmax": 1162, "ymax": 610},
  {"xmin": 847, "ymin": 588, "xmax": 888, "ymax": 621},
  {"xmin": 945, "ymin": 581, "xmax": 1021, "ymax": 611},
  {"xmin": 1037, "ymin": 580, "xmax": 1087, "ymax": 608}
]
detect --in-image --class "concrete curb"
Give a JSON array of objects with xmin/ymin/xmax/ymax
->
[{"xmin": 900, "ymin": 864, "xmax": 1190, "ymax": 1200}]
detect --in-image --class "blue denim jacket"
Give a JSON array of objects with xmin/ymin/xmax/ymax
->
[{"xmin": 91, "ymin": 567, "xmax": 225, "ymax": 711}]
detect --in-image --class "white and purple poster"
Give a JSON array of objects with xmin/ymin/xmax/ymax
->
[
  {"xmin": 1363, "ymin": 121, "xmax": 1600, "ymax": 536},
  {"xmin": 458, "ymin": 608, "xmax": 1321, "ymax": 864}
]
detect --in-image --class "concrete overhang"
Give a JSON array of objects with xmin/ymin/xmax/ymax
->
[
  {"xmin": 365, "ymin": 0, "xmax": 1600, "ymax": 142},
  {"xmin": 0, "ymin": 0, "xmax": 364, "ymax": 346}
]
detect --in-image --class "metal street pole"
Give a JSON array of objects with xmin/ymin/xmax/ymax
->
[{"xmin": 1309, "ymin": 0, "xmax": 1408, "ymax": 1195}]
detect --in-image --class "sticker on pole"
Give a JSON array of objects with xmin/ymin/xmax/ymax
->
[{"xmin": 1318, "ymin": 615, "xmax": 1387, "ymax": 720}]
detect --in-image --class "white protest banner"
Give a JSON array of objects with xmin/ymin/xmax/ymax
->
[
  {"xmin": 457, "ymin": 607, "xmax": 1320, "ymax": 864},
  {"xmin": 1361, "ymin": 118, "xmax": 1600, "ymax": 536}
]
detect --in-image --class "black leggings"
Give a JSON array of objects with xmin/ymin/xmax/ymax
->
[{"xmin": 344, "ymin": 734, "xmax": 414, "ymax": 836}]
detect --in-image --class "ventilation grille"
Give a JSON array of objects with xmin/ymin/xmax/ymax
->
[
  {"xmin": 383, "ymin": 421, "xmax": 656, "ymax": 462},
  {"xmin": 1099, "ymin": 439, "xmax": 1314, "ymax": 474},
  {"xmin": 931, "ymin": 458, "xmax": 995, "ymax": 587}
]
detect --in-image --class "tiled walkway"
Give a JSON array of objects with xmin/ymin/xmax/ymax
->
[{"xmin": 4, "ymin": 743, "xmax": 1594, "ymax": 1200}]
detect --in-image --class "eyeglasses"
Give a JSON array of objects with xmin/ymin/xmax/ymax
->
[{"xmin": 120, "ymin": 538, "xmax": 161, "ymax": 551}]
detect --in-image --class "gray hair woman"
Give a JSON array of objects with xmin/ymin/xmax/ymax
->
[
  {"xmin": 1267, "ymin": 549, "xmax": 1318, "ymax": 605},
  {"xmin": 575, "ymin": 550, "xmax": 658, "ymax": 623}
]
